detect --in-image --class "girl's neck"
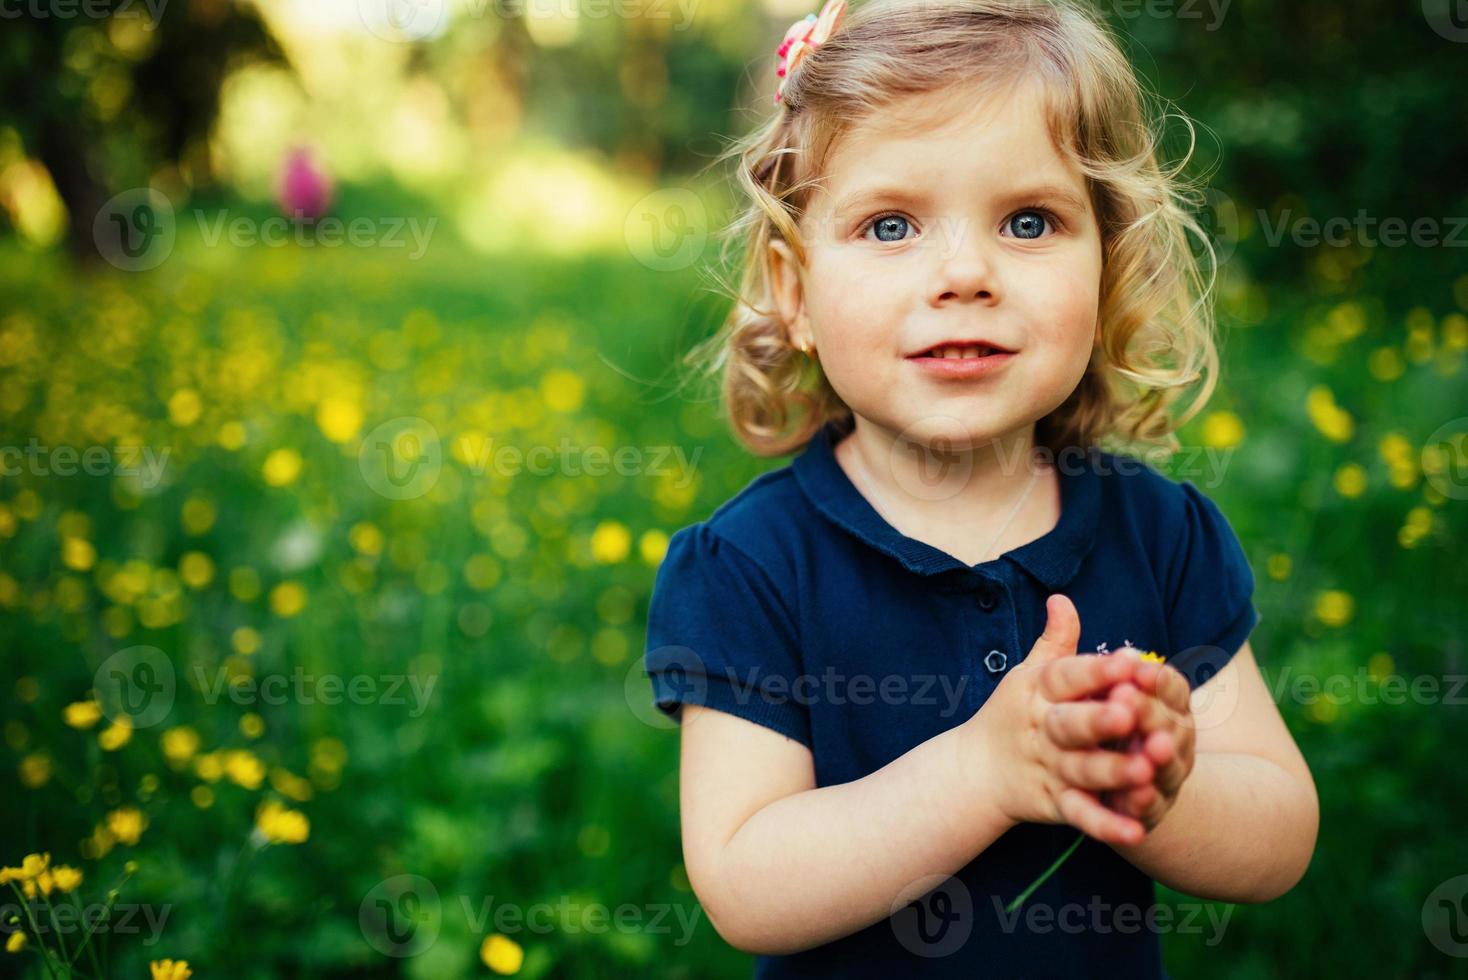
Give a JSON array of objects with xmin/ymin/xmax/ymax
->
[{"xmin": 832, "ymin": 415, "xmax": 1060, "ymax": 567}]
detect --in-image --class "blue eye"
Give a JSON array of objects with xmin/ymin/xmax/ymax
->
[
  {"xmin": 1008, "ymin": 209, "xmax": 1053, "ymax": 240},
  {"xmin": 866, "ymin": 214, "xmax": 912, "ymax": 243}
]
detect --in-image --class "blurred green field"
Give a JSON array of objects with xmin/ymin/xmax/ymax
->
[{"xmin": 1, "ymin": 207, "xmax": 1466, "ymax": 979}]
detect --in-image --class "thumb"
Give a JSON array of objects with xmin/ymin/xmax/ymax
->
[{"xmin": 1029, "ymin": 593, "xmax": 1081, "ymax": 663}]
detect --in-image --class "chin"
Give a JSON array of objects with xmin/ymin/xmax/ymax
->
[{"xmin": 883, "ymin": 411, "xmax": 1013, "ymax": 453}]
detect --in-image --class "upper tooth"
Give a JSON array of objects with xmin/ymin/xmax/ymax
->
[{"xmin": 935, "ymin": 345, "xmax": 992, "ymax": 358}]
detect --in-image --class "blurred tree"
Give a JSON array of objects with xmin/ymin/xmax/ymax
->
[{"xmin": 0, "ymin": 0, "xmax": 286, "ymax": 260}]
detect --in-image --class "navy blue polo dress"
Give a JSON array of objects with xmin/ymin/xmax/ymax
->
[{"xmin": 643, "ymin": 419, "xmax": 1261, "ymax": 978}]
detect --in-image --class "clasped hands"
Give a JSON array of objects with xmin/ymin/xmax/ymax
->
[{"xmin": 975, "ymin": 594, "xmax": 1197, "ymax": 847}]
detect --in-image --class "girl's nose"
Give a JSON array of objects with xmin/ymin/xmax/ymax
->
[{"xmin": 927, "ymin": 220, "xmax": 1001, "ymax": 307}]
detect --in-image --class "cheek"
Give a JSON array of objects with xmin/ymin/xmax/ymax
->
[
  {"xmin": 803, "ymin": 252, "xmax": 900, "ymax": 354},
  {"xmin": 1019, "ymin": 253, "xmax": 1103, "ymax": 354}
]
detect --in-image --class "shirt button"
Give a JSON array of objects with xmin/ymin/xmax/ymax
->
[
  {"xmin": 984, "ymin": 649, "xmax": 1008, "ymax": 674},
  {"xmin": 977, "ymin": 590, "xmax": 997, "ymax": 612}
]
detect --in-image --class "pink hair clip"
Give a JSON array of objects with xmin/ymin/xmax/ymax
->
[{"xmin": 774, "ymin": 0, "xmax": 847, "ymax": 106}]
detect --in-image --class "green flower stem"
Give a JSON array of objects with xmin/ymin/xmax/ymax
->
[
  {"xmin": 7, "ymin": 882, "xmax": 62, "ymax": 980},
  {"xmin": 43, "ymin": 895, "xmax": 71, "ymax": 970},
  {"xmin": 1004, "ymin": 831, "xmax": 1085, "ymax": 915},
  {"xmin": 67, "ymin": 892, "xmax": 105, "ymax": 979}
]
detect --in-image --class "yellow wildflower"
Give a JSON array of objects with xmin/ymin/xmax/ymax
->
[
  {"xmin": 224, "ymin": 749, "xmax": 265, "ymax": 790},
  {"xmin": 178, "ymin": 551, "xmax": 215, "ymax": 589},
  {"xmin": 99, "ymin": 717, "xmax": 133, "ymax": 751},
  {"xmin": 61, "ymin": 537, "xmax": 97, "ymax": 572},
  {"xmin": 51, "ymin": 865, "xmax": 82, "ymax": 892},
  {"xmin": 1200, "ymin": 410, "xmax": 1245, "ymax": 450},
  {"xmin": 168, "ymin": 389, "xmax": 203, "ymax": 426},
  {"xmin": 231, "ymin": 626, "xmax": 261, "ymax": 655},
  {"xmin": 218, "ymin": 421, "xmax": 247, "ymax": 450},
  {"xmin": 63, "ymin": 699, "xmax": 103, "ymax": 729},
  {"xmin": 481, "ymin": 934, "xmax": 525, "ymax": 975},
  {"xmin": 18, "ymin": 753, "xmax": 50, "ymax": 788},
  {"xmin": 1314, "ymin": 590, "xmax": 1355, "ymax": 628},
  {"xmin": 0, "ymin": 853, "xmax": 49, "ymax": 885},
  {"xmin": 269, "ymin": 581, "xmax": 307, "ymax": 617},
  {"xmin": 194, "ymin": 751, "xmax": 224, "ymax": 782},
  {"xmin": 639, "ymin": 529, "xmax": 669, "ymax": 565},
  {"xmin": 1305, "ymin": 385, "xmax": 1354, "ymax": 443},
  {"xmin": 261, "ymin": 448, "xmax": 303, "ymax": 487},
  {"xmin": 5, "ymin": 931, "xmax": 24, "ymax": 953},
  {"xmin": 181, "ymin": 496, "xmax": 216, "ymax": 535},
  {"xmin": 254, "ymin": 799, "xmax": 310, "ymax": 845},
  {"xmin": 539, "ymin": 369, "xmax": 585, "ymax": 413},
  {"xmin": 1333, "ymin": 463, "xmax": 1367, "ymax": 498},
  {"xmin": 106, "ymin": 806, "xmax": 147, "ymax": 846},
  {"xmin": 589, "ymin": 521, "xmax": 631, "ymax": 564},
  {"xmin": 160, "ymin": 726, "xmax": 200, "ymax": 767},
  {"xmin": 315, "ymin": 396, "xmax": 363, "ymax": 443},
  {"xmin": 150, "ymin": 960, "xmax": 192, "ymax": 980}
]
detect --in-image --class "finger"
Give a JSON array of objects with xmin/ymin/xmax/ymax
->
[
  {"xmin": 1026, "ymin": 594, "xmax": 1081, "ymax": 665},
  {"xmin": 1041, "ymin": 651, "xmax": 1137, "ymax": 703},
  {"xmin": 1057, "ymin": 786, "xmax": 1145, "ymax": 846},
  {"xmin": 1142, "ymin": 727, "xmax": 1177, "ymax": 769},
  {"xmin": 1134, "ymin": 661, "xmax": 1193, "ymax": 715},
  {"xmin": 1105, "ymin": 782, "xmax": 1159, "ymax": 820},
  {"xmin": 1044, "ymin": 700, "xmax": 1137, "ymax": 749},
  {"xmin": 1107, "ymin": 683, "xmax": 1173, "ymax": 738},
  {"xmin": 1054, "ymin": 747, "xmax": 1154, "ymax": 791}
]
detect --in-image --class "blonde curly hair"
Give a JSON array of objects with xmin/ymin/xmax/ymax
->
[{"xmin": 684, "ymin": 0, "xmax": 1224, "ymax": 458}]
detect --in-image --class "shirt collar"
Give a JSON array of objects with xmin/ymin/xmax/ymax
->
[{"xmin": 791, "ymin": 419, "xmax": 1101, "ymax": 590}]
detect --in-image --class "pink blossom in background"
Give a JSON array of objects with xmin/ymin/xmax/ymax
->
[{"xmin": 276, "ymin": 147, "xmax": 333, "ymax": 220}]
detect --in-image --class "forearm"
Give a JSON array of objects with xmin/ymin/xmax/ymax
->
[
  {"xmin": 702, "ymin": 724, "xmax": 1012, "ymax": 955},
  {"xmin": 1111, "ymin": 751, "xmax": 1318, "ymax": 902}
]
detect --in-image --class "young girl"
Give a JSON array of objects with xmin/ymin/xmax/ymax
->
[{"xmin": 644, "ymin": 0, "xmax": 1318, "ymax": 974}]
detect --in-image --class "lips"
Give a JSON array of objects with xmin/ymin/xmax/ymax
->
[{"xmin": 907, "ymin": 339, "xmax": 1016, "ymax": 360}]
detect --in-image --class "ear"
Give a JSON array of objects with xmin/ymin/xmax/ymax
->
[{"xmin": 768, "ymin": 237, "xmax": 812, "ymax": 351}]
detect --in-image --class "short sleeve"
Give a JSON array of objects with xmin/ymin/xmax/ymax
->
[
  {"xmin": 1162, "ymin": 482, "xmax": 1262, "ymax": 689},
  {"xmin": 643, "ymin": 522, "xmax": 811, "ymax": 747}
]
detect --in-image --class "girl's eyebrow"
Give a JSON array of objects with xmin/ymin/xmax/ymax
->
[
  {"xmin": 830, "ymin": 185, "xmax": 928, "ymax": 215},
  {"xmin": 831, "ymin": 182, "xmax": 1089, "ymax": 215},
  {"xmin": 1003, "ymin": 184, "xmax": 1090, "ymax": 213}
]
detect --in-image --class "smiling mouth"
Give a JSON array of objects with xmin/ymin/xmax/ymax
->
[{"xmin": 910, "ymin": 344, "xmax": 1009, "ymax": 359}]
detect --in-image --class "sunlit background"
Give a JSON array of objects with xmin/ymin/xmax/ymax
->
[{"xmin": 1, "ymin": 0, "xmax": 1466, "ymax": 976}]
